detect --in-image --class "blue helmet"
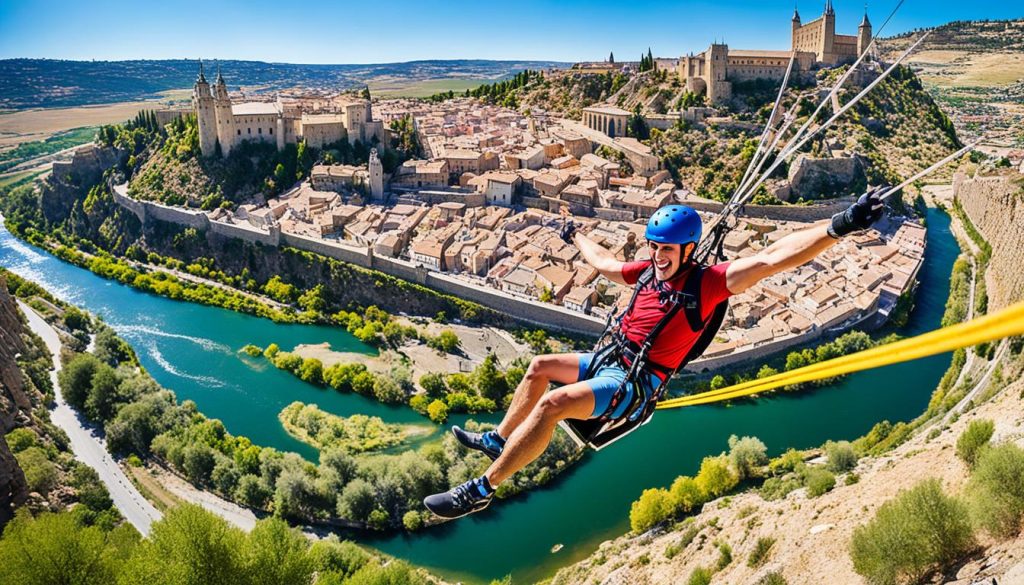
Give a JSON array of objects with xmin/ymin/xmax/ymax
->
[{"xmin": 645, "ymin": 205, "xmax": 702, "ymax": 246}]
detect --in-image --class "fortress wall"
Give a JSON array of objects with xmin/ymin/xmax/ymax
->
[
  {"xmin": 280, "ymin": 233, "xmax": 373, "ymax": 268},
  {"xmin": 145, "ymin": 202, "xmax": 210, "ymax": 230},
  {"xmin": 954, "ymin": 172, "xmax": 1024, "ymax": 310},
  {"xmin": 209, "ymin": 220, "xmax": 279, "ymax": 246},
  {"xmin": 595, "ymin": 208, "xmax": 636, "ymax": 222},
  {"xmin": 110, "ymin": 186, "xmax": 147, "ymax": 222},
  {"xmin": 370, "ymin": 255, "xmax": 429, "ymax": 285},
  {"xmin": 425, "ymin": 272, "xmax": 606, "ymax": 336}
]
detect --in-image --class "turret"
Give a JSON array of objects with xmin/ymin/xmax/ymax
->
[
  {"xmin": 192, "ymin": 61, "xmax": 218, "ymax": 157},
  {"xmin": 213, "ymin": 64, "xmax": 234, "ymax": 156},
  {"xmin": 792, "ymin": 5, "xmax": 802, "ymax": 40},
  {"xmin": 858, "ymin": 7, "xmax": 873, "ymax": 56},
  {"xmin": 368, "ymin": 148, "xmax": 384, "ymax": 201}
]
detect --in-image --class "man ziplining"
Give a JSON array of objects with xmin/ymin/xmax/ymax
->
[{"xmin": 424, "ymin": 190, "xmax": 887, "ymax": 519}]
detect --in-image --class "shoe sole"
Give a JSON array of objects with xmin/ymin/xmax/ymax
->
[
  {"xmin": 423, "ymin": 498, "xmax": 491, "ymax": 520},
  {"xmin": 451, "ymin": 427, "xmax": 500, "ymax": 461}
]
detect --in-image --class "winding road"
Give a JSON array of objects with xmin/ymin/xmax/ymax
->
[{"xmin": 18, "ymin": 300, "xmax": 162, "ymax": 536}]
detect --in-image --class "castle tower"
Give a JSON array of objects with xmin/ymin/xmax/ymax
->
[
  {"xmin": 368, "ymin": 148, "xmax": 384, "ymax": 201},
  {"xmin": 791, "ymin": 6, "xmax": 801, "ymax": 38},
  {"xmin": 192, "ymin": 61, "xmax": 218, "ymax": 157},
  {"xmin": 858, "ymin": 8, "xmax": 873, "ymax": 56},
  {"xmin": 706, "ymin": 43, "xmax": 732, "ymax": 105},
  {"xmin": 213, "ymin": 65, "xmax": 234, "ymax": 156},
  {"xmin": 821, "ymin": 0, "xmax": 836, "ymax": 63}
]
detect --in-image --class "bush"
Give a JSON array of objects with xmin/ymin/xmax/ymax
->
[
  {"xmin": 297, "ymin": 358, "xmax": 324, "ymax": 385},
  {"xmin": 669, "ymin": 475, "xmax": 705, "ymax": 514},
  {"xmin": 418, "ymin": 372, "xmax": 447, "ymax": 398},
  {"xmin": 695, "ymin": 455, "xmax": 738, "ymax": 499},
  {"xmin": 402, "ymin": 510, "xmax": 423, "ymax": 531},
  {"xmin": 824, "ymin": 440, "xmax": 858, "ymax": 473},
  {"xmin": 768, "ymin": 448, "xmax": 804, "ymax": 475},
  {"xmin": 760, "ymin": 476, "xmax": 801, "ymax": 501},
  {"xmin": 427, "ymin": 330, "xmax": 460, "ymax": 354},
  {"xmin": 967, "ymin": 443, "xmax": 1024, "ymax": 537},
  {"xmin": 5, "ymin": 428, "xmax": 38, "ymax": 453},
  {"xmin": 748, "ymin": 536, "xmax": 776, "ymax": 567},
  {"xmin": 850, "ymin": 479, "xmax": 975, "ymax": 585},
  {"xmin": 241, "ymin": 344, "xmax": 263, "ymax": 357},
  {"xmin": 630, "ymin": 488, "xmax": 673, "ymax": 533},
  {"xmin": 803, "ymin": 467, "xmax": 836, "ymax": 497},
  {"xmin": 956, "ymin": 419, "xmax": 995, "ymax": 468},
  {"xmin": 757, "ymin": 572, "xmax": 788, "ymax": 585},
  {"xmin": 715, "ymin": 541, "xmax": 732, "ymax": 570},
  {"xmin": 15, "ymin": 447, "xmax": 57, "ymax": 494},
  {"xmin": 687, "ymin": 566, "xmax": 713, "ymax": 585},
  {"xmin": 427, "ymin": 400, "xmax": 449, "ymax": 424},
  {"xmin": 728, "ymin": 435, "xmax": 768, "ymax": 480}
]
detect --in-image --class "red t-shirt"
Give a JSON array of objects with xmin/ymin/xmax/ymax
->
[{"xmin": 619, "ymin": 261, "xmax": 733, "ymax": 371}]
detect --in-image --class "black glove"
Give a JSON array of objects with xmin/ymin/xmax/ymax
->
[
  {"xmin": 828, "ymin": 185, "xmax": 888, "ymax": 238},
  {"xmin": 559, "ymin": 220, "xmax": 577, "ymax": 244}
]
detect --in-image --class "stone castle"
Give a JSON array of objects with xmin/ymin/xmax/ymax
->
[
  {"xmin": 680, "ymin": 0, "xmax": 872, "ymax": 104},
  {"xmin": 192, "ymin": 63, "xmax": 386, "ymax": 157}
]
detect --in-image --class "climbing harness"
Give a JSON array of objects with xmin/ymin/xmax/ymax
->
[{"xmin": 560, "ymin": 262, "xmax": 729, "ymax": 450}]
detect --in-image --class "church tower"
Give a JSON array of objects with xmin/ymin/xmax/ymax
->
[
  {"xmin": 213, "ymin": 65, "xmax": 234, "ymax": 156},
  {"xmin": 368, "ymin": 148, "xmax": 384, "ymax": 201},
  {"xmin": 791, "ymin": 6, "xmax": 801, "ymax": 39},
  {"xmin": 193, "ymin": 62, "xmax": 217, "ymax": 157},
  {"xmin": 858, "ymin": 8, "xmax": 873, "ymax": 57}
]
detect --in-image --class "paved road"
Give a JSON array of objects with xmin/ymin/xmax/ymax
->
[{"xmin": 18, "ymin": 300, "xmax": 162, "ymax": 535}]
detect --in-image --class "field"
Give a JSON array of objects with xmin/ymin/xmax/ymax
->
[
  {"xmin": 909, "ymin": 50, "xmax": 1024, "ymax": 88},
  {"xmin": 0, "ymin": 89, "xmax": 189, "ymax": 148},
  {"xmin": 368, "ymin": 77, "xmax": 491, "ymax": 98}
]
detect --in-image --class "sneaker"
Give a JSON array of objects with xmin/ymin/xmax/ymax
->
[
  {"xmin": 452, "ymin": 426, "xmax": 504, "ymax": 461},
  {"xmin": 423, "ymin": 478, "xmax": 494, "ymax": 519}
]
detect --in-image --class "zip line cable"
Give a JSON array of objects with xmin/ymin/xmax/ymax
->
[{"xmin": 657, "ymin": 301, "xmax": 1024, "ymax": 410}]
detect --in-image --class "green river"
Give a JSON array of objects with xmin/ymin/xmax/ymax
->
[{"xmin": 0, "ymin": 208, "xmax": 957, "ymax": 584}]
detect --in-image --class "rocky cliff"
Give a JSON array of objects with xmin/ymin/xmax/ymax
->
[
  {"xmin": 954, "ymin": 170, "xmax": 1024, "ymax": 311},
  {"xmin": 0, "ymin": 276, "xmax": 30, "ymax": 526}
]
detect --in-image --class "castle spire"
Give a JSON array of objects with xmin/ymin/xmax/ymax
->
[
  {"xmin": 860, "ymin": 3, "xmax": 871, "ymax": 26},
  {"xmin": 793, "ymin": 2, "xmax": 801, "ymax": 22},
  {"xmin": 823, "ymin": 0, "xmax": 834, "ymax": 16},
  {"xmin": 216, "ymin": 62, "xmax": 224, "ymax": 85},
  {"xmin": 197, "ymin": 60, "xmax": 207, "ymax": 84}
]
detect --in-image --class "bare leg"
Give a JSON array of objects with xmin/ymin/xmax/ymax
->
[
  {"xmin": 495, "ymin": 353, "xmax": 581, "ymax": 439},
  {"xmin": 486, "ymin": 382, "xmax": 595, "ymax": 486}
]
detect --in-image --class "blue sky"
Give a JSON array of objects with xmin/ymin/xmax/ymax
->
[{"xmin": 0, "ymin": 0, "xmax": 1019, "ymax": 64}]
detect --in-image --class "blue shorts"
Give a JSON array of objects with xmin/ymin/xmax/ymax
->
[{"xmin": 577, "ymin": 353, "xmax": 663, "ymax": 420}]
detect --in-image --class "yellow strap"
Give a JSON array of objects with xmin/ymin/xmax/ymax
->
[{"xmin": 656, "ymin": 300, "xmax": 1024, "ymax": 410}]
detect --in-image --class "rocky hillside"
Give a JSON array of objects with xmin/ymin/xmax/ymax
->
[
  {"xmin": 883, "ymin": 19, "xmax": 1024, "ymax": 53},
  {"xmin": 0, "ymin": 276, "xmax": 30, "ymax": 525},
  {"xmin": 955, "ymin": 169, "xmax": 1024, "ymax": 311},
  {"xmin": 548, "ymin": 345, "xmax": 1024, "ymax": 585}
]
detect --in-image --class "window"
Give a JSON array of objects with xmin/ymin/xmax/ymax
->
[
  {"xmin": 247, "ymin": 128, "xmax": 251, "ymax": 135},
  {"xmin": 237, "ymin": 129, "xmax": 241, "ymax": 135},
  {"xmin": 258, "ymin": 127, "xmax": 262, "ymax": 134},
  {"xmin": 269, "ymin": 127, "xmax": 273, "ymax": 135}
]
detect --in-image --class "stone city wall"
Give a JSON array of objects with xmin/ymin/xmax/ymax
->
[{"xmin": 208, "ymin": 220, "xmax": 280, "ymax": 246}]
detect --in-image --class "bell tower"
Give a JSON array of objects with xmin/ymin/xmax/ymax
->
[{"xmin": 192, "ymin": 61, "xmax": 217, "ymax": 157}]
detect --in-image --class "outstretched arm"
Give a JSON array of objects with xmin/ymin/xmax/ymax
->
[
  {"xmin": 724, "ymin": 187, "xmax": 887, "ymax": 294},
  {"xmin": 725, "ymin": 221, "xmax": 836, "ymax": 294},
  {"xmin": 571, "ymin": 232, "xmax": 629, "ymax": 285}
]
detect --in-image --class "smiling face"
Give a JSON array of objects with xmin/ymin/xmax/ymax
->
[{"xmin": 648, "ymin": 241, "xmax": 695, "ymax": 281}]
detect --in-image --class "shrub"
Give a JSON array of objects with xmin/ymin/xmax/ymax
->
[
  {"xmin": 402, "ymin": 510, "xmax": 423, "ymax": 531},
  {"xmin": 804, "ymin": 468, "xmax": 836, "ymax": 498},
  {"xmin": 630, "ymin": 488, "xmax": 673, "ymax": 533},
  {"xmin": 5, "ymin": 428, "xmax": 37, "ymax": 453},
  {"xmin": 728, "ymin": 435, "xmax": 768, "ymax": 480},
  {"xmin": 760, "ymin": 476, "xmax": 801, "ymax": 501},
  {"xmin": 956, "ymin": 419, "xmax": 995, "ymax": 468},
  {"xmin": 695, "ymin": 455, "xmax": 738, "ymax": 498},
  {"xmin": 748, "ymin": 536, "xmax": 776, "ymax": 568},
  {"xmin": 263, "ymin": 343, "xmax": 280, "ymax": 359},
  {"xmin": 824, "ymin": 440, "xmax": 858, "ymax": 473},
  {"xmin": 967, "ymin": 443, "xmax": 1024, "ymax": 537},
  {"xmin": 669, "ymin": 475, "xmax": 705, "ymax": 514},
  {"xmin": 15, "ymin": 447, "xmax": 57, "ymax": 494},
  {"xmin": 850, "ymin": 479, "xmax": 975, "ymax": 585},
  {"xmin": 768, "ymin": 448, "xmax": 804, "ymax": 475},
  {"xmin": 715, "ymin": 541, "xmax": 732, "ymax": 570},
  {"xmin": 757, "ymin": 572, "xmax": 788, "ymax": 585},
  {"xmin": 297, "ymin": 358, "xmax": 324, "ymax": 385},
  {"xmin": 687, "ymin": 566, "xmax": 713, "ymax": 585},
  {"xmin": 418, "ymin": 372, "xmax": 447, "ymax": 398},
  {"xmin": 241, "ymin": 344, "xmax": 263, "ymax": 357}
]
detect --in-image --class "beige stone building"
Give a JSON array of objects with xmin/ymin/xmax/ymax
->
[
  {"xmin": 193, "ymin": 65, "xmax": 386, "ymax": 157},
  {"xmin": 679, "ymin": 2, "xmax": 871, "ymax": 105},
  {"xmin": 581, "ymin": 106, "xmax": 630, "ymax": 138}
]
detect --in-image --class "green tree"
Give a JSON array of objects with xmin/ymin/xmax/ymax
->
[
  {"xmin": 242, "ymin": 517, "xmax": 314, "ymax": 585},
  {"xmin": 630, "ymin": 487, "xmax": 673, "ymax": 533},
  {"xmin": 428, "ymin": 330, "xmax": 460, "ymax": 354},
  {"xmin": 59, "ymin": 353, "xmax": 101, "ymax": 411},
  {"xmin": 473, "ymin": 354, "xmax": 508, "ymax": 402},
  {"xmin": 0, "ymin": 510, "xmax": 132, "ymax": 585},
  {"xmin": 418, "ymin": 372, "xmax": 447, "ymax": 399},
  {"xmin": 297, "ymin": 284, "xmax": 327, "ymax": 313},
  {"xmin": 967, "ymin": 443, "xmax": 1024, "ymax": 537},
  {"xmin": 427, "ymin": 399, "xmax": 449, "ymax": 424},
  {"xmin": 824, "ymin": 440, "xmax": 858, "ymax": 473},
  {"xmin": 669, "ymin": 475, "xmax": 705, "ymax": 514},
  {"xmin": 709, "ymin": 375, "xmax": 728, "ymax": 390},
  {"xmin": 297, "ymin": 358, "xmax": 324, "ymax": 385},
  {"xmin": 728, "ymin": 435, "xmax": 768, "ymax": 480},
  {"xmin": 695, "ymin": 455, "xmax": 737, "ymax": 498}
]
